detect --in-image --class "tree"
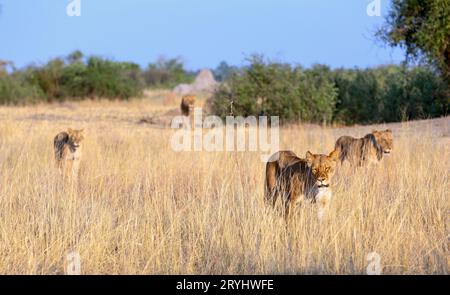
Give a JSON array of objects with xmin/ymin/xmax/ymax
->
[
  {"xmin": 67, "ymin": 50, "xmax": 84, "ymax": 64},
  {"xmin": 210, "ymin": 56, "xmax": 337, "ymax": 124},
  {"xmin": 142, "ymin": 57, "xmax": 194, "ymax": 87},
  {"xmin": 213, "ymin": 61, "xmax": 238, "ymax": 82},
  {"xmin": 377, "ymin": 0, "xmax": 450, "ymax": 81}
]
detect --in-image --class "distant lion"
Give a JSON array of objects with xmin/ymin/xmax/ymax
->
[
  {"xmin": 54, "ymin": 128, "xmax": 84, "ymax": 180},
  {"xmin": 180, "ymin": 95, "xmax": 196, "ymax": 116},
  {"xmin": 265, "ymin": 149, "xmax": 339, "ymax": 219},
  {"xmin": 334, "ymin": 129, "xmax": 393, "ymax": 166}
]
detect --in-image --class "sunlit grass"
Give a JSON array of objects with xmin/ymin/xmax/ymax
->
[{"xmin": 0, "ymin": 94, "xmax": 448, "ymax": 274}]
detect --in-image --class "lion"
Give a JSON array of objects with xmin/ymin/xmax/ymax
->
[
  {"xmin": 180, "ymin": 95, "xmax": 196, "ymax": 116},
  {"xmin": 54, "ymin": 128, "xmax": 84, "ymax": 180},
  {"xmin": 334, "ymin": 129, "xmax": 393, "ymax": 166},
  {"xmin": 265, "ymin": 149, "xmax": 339, "ymax": 219}
]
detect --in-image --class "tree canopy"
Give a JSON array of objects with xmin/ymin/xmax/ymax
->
[{"xmin": 378, "ymin": 0, "xmax": 450, "ymax": 81}]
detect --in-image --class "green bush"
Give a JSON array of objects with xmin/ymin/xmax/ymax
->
[
  {"xmin": 331, "ymin": 65, "xmax": 449, "ymax": 124},
  {"xmin": 213, "ymin": 61, "xmax": 239, "ymax": 82},
  {"xmin": 84, "ymin": 57, "xmax": 144, "ymax": 99},
  {"xmin": 211, "ymin": 56, "xmax": 337, "ymax": 124},
  {"xmin": 0, "ymin": 71, "xmax": 45, "ymax": 105},
  {"xmin": 60, "ymin": 61, "xmax": 90, "ymax": 98},
  {"xmin": 210, "ymin": 57, "xmax": 448, "ymax": 125},
  {"xmin": 0, "ymin": 51, "xmax": 447, "ymax": 124},
  {"xmin": 142, "ymin": 57, "xmax": 195, "ymax": 88},
  {"xmin": 28, "ymin": 59, "xmax": 65, "ymax": 101},
  {"xmin": 0, "ymin": 52, "xmax": 145, "ymax": 104}
]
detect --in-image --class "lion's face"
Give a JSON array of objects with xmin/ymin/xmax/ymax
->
[
  {"xmin": 373, "ymin": 129, "xmax": 393, "ymax": 155},
  {"xmin": 305, "ymin": 150, "xmax": 339, "ymax": 189},
  {"xmin": 68, "ymin": 128, "xmax": 84, "ymax": 147}
]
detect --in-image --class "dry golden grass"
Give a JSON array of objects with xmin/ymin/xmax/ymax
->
[{"xmin": 0, "ymin": 94, "xmax": 448, "ymax": 274}]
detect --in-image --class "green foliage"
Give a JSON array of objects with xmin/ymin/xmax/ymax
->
[
  {"xmin": 28, "ymin": 58, "xmax": 65, "ymax": 101},
  {"xmin": 332, "ymin": 65, "xmax": 449, "ymax": 124},
  {"xmin": 84, "ymin": 57, "xmax": 144, "ymax": 99},
  {"xmin": 142, "ymin": 57, "xmax": 194, "ymax": 88},
  {"xmin": 59, "ymin": 61, "xmax": 90, "ymax": 98},
  {"xmin": 210, "ymin": 58, "xmax": 448, "ymax": 125},
  {"xmin": 0, "ymin": 51, "xmax": 447, "ymax": 125},
  {"xmin": 213, "ymin": 61, "xmax": 239, "ymax": 82},
  {"xmin": 67, "ymin": 50, "xmax": 84, "ymax": 64},
  {"xmin": 0, "ymin": 51, "xmax": 145, "ymax": 104},
  {"xmin": 0, "ymin": 71, "xmax": 45, "ymax": 105},
  {"xmin": 378, "ymin": 0, "xmax": 450, "ymax": 80},
  {"xmin": 211, "ymin": 56, "xmax": 337, "ymax": 124}
]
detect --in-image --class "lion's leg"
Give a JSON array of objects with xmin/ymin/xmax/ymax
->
[
  {"xmin": 270, "ymin": 189, "xmax": 278, "ymax": 207},
  {"xmin": 338, "ymin": 148, "xmax": 346, "ymax": 164},
  {"xmin": 316, "ymin": 190, "xmax": 332, "ymax": 220},
  {"xmin": 264, "ymin": 185, "xmax": 278, "ymax": 207},
  {"xmin": 55, "ymin": 159, "xmax": 63, "ymax": 176},
  {"xmin": 284, "ymin": 199, "xmax": 293, "ymax": 221},
  {"xmin": 72, "ymin": 159, "xmax": 80, "ymax": 184},
  {"xmin": 265, "ymin": 161, "xmax": 279, "ymax": 207},
  {"xmin": 284, "ymin": 179, "xmax": 301, "ymax": 221},
  {"xmin": 62, "ymin": 160, "xmax": 70, "ymax": 180}
]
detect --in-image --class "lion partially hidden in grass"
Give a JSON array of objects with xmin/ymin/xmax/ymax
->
[
  {"xmin": 265, "ymin": 150, "xmax": 339, "ymax": 220},
  {"xmin": 54, "ymin": 128, "xmax": 84, "ymax": 180},
  {"xmin": 335, "ymin": 129, "xmax": 393, "ymax": 166},
  {"xmin": 180, "ymin": 95, "xmax": 196, "ymax": 116}
]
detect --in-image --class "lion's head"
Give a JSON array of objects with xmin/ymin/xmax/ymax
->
[
  {"xmin": 180, "ymin": 95, "xmax": 196, "ymax": 116},
  {"xmin": 372, "ymin": 129, "xmax": 393, "ymax": 155},
  {"xmin": 67, "ymin": 128, "xmax": 84, "ymax": 147},
  {"xmin": 305, "ymin": 150, "xmax": 339, "ymax": 189}
]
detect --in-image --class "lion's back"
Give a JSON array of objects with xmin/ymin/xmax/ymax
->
[
  {"xmin": 335, "ymin": 134, "xmax": 381, "ymax": 165},
  {"xmin": 54, "ymin": 132, "xmax": 69, "ymax": 162},
  {"xmin": 265, "ymin": 151, "xmax": 308, "ymax": 201}
]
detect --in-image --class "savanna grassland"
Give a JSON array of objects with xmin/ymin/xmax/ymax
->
[{"xmin": 0, "ymin": 91, "xmax": 448, "ymax": 274}]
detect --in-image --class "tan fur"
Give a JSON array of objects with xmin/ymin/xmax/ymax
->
[
  {"xmin": 265, "ymin": 150, "xmax": 339, "ymax": 219},
  {"xmin": 180, "ymin": 95, "xmax": 196, "ymax": 116},
  {"xmin": 54, "ymin": 128, "xmax": 84, "ymax": 180},
  {"xmin": 334, "ymin": 129, "xmax": 393, "ymax": 166}
]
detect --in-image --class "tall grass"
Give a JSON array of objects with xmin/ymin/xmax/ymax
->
[{"xmin": 0, "ymin": 99, "xmax": 448, "ymax": 274}]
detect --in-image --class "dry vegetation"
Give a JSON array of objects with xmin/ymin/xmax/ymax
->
[{"xmin": 0, "ymin": 92, "xmax": 448, "ymax": 274}]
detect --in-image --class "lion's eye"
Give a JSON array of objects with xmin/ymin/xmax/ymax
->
[{"xmin": 326, "ymin": 167, "xmax": 330, "ymax": 172}]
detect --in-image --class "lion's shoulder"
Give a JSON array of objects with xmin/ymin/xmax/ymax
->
[{"xmin": 54, "ymin": 132, "xmax": 69, "ymax": 147}]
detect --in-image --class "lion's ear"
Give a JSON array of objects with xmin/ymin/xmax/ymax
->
[
  {"xmin": 305, "ymin": 151, "xmax": 314, "ymax": 166},
  {"xmin": 385, "ymin": 129, "xmax": 392, "ymax": 133},
  {"xmin": 371, "ymin": 129, "xmax": 378, "ymax": 134},
  {"xmin": 328, "ymin": 149, "xmax": 339, "ymax": 161},
  {"xmin": 67, "ymin": 128, "xmax": 73, "ymax": 134}
]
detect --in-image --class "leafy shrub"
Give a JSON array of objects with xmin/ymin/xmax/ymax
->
[
  {"xmin": 60, "ymin": 62, "xmax": 90, "ymax": 98},
  {"xmin": 84, "ymin": 57, "xmax": 144, "ymax": 99},
  {"xmin": 210, "ymin": 57, "xmax": 448, "ymax": 125},
  {"xmin": 0, "ymin": 51, "xmax": 447, "ymax": 124},
  {"xmin": 0, "ymin": 71, "xmax": 45, "ymax": 105},
  {"xmin": 28, "ymin": 59, "xmax": 65, "ymax": 101},
  {"xmin": 211, "ymin": 56, "xmax": 337, "ymax": 124},
  {"xmin": 213, "ymin": 61, "xmax": 239, "ymax": 82},
  {"xmin": 0, "ymin": 52, "xmax": 145, "ymax": 104},
  {"xmin": 331, "ymin": 65, "xmax": 449, "ymax": 124},
  {"xmin": 142, "ymin": 57, "xmax": 195, "ymax": 88}
]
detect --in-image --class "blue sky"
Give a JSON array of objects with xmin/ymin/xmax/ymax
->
[{"xmin": 0, "ymin": 0, "xmax": 404, "ymax": 70}]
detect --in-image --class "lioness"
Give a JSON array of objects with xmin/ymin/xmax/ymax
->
[
  {"xmin": 54, "ymin": 128, "xmax": 84, "ymax": 180},
  {"xmin": 265, "ymin": 149, "xmax": 339, "ymax": 219},
  {"xmin": 180, "ymin": 95, "xmax": 196, "ymax": 116},
  {"xmin": 334, "ymin": 129, "xmax": 393, "ymax": 166}
]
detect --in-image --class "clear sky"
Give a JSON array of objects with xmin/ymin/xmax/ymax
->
[{"xmin": 0, "ymin": 0, "xmax": 405, "ymax": 70}]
